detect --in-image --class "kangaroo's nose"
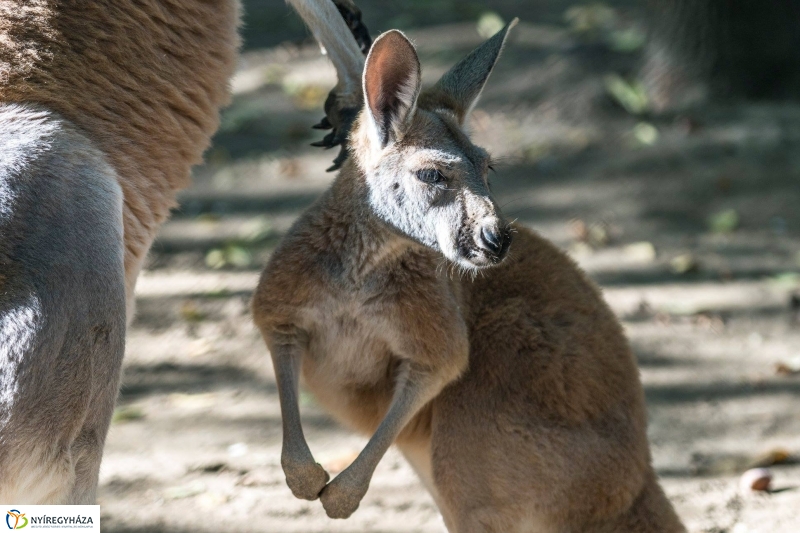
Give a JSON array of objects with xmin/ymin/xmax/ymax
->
[{"xmin": 480, "ymin": 225, "xmax": 503, "ymax": 255}]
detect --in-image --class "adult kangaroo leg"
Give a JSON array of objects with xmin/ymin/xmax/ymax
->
[{"xmin": 0, "ymin": 105, "xmax": 126, "ymax": 503}]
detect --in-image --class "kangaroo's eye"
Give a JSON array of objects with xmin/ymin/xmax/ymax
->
[{"xmin": 415, "ymin": 168, "xmax": 445, "ymax": 185}]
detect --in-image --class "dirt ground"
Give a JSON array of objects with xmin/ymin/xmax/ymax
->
[{"xmin": 99, "ymin": 1, "xmax": 800, "ymax": 531}]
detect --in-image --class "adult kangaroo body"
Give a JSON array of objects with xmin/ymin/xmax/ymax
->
[
  {"xmin": 0, "ymin": 0, "xmax": 239, "ymax": 503},
  {"xmin": 0, "ymin": 0, "xmax": 370, "ymax": 504}
]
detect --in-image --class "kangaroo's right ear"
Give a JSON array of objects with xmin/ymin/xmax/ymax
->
[
  {"xmin": 426, "ymin": 19, "xmax": 517, "ymax": 124},
  {"xmin": 363, "ymin": 30, "xmax": 421, "ymax": 148}
]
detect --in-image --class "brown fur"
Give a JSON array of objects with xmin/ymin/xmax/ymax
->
[
  {"xmin": 252, "ymin": 25, "xmax": 685, "ymax": 531},
  {"xmin": 0, "ymin": 0, "xmax": 239, "ymax": 503},
  {"xmin": 0, "ymin": 0, "xmax": 240, "ymax": 296},
  {"xmin": 253, "ymin": 174, "xmax": 684, "ymax": 532}
]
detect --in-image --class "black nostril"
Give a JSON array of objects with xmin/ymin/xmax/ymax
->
[{"xmin": 481, "ymin": 226, "xmax": 503, "ymax": 255}]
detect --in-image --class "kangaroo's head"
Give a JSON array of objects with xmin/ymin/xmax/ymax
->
[{"xmin": 350, "ymin": 21, "xmax": 516, "ymax": 270}]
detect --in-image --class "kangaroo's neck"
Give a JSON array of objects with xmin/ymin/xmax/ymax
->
[
  {"xmin": 311, "ymin": 164, "xmax": 421, "ymax": 284},
  {"xmin": 0, "ymin": 0, "xmax": 240, "ymax": 293}
]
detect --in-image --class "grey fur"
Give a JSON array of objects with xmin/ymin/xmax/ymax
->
[{"xmin": 0, "ymin": 104, "xmax": 126, "ymax": 503}]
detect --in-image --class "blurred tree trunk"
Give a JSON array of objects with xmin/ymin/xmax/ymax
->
[{"xmin": 643, "ymin": 0, "xmax": 800, "ymax": 109}]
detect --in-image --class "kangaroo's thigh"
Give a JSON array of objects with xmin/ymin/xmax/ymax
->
[
  {"xmin": 0, "ymin": 105, "xmax": 126, "ymax": 503},
  {"xmin": 428, "ymin": 407, "xmax": 559, "ymax": 533},
  {"xmin": 429, "ymin": 388, "xmax": 655, "ymax": 533}
]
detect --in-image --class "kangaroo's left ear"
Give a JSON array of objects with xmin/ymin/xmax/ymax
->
[
  {"xmin": 362, "ymin": 30, "xmax": 421, "ymax": 148},
  {"xmin": 425, "ymin": 18, "xmax": 517, "ymax": 124}
]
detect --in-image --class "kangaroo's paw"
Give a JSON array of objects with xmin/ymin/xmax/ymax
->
[
  {"xmin": 282, "ymin": 458, "xmax": 330, "ymax": 501},
  {"xmin": 309, "ymin": 0, "xmax": 371, "ymax": 171},
  {"xmin": 311, "ymin": 91, "xmax": 361, "ymax": 171},
  {"xmin": 319, "ymin": 471, "xmax": 368, "ymax": 519},
  {"xmin": 331, "ymin": 0, "xmax": 372, "ymax": 54}
]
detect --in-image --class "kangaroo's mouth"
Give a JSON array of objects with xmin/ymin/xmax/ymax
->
[{"xmin": 454, "ymin": 224, "xmax": 512, "ymax": 269}]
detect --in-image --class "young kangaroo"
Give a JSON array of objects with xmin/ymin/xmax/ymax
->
[{"xmin": 252, "ymin": 22, "xmax": 686, "ymax": 532}]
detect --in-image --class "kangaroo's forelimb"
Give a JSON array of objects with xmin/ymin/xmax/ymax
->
[
  {"xmin": 270, "ymin": 338, "xmax": 330, "ymax": 500},
  {"xmin": 319, "ymin": 360, "xmax": 449, "ymax": 519}
]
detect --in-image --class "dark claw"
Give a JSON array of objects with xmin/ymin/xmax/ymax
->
[
  {"xmin": 326, "ymin": 146, "xmax": 350, "ymax": 172},
  {"xmin": 322, "ymin": 131, "xmax": 339, "ymax": 147},
  {"xmin": 332, "ymin": 0, "xmax": 373, "ymax": 54},
  {"xmin": 310, "ymin": 131, "xmax": 340, "ymax": 149},
  {"xmin": 312, "ymin": 116, "xmax": 332, "ymax": 130}
]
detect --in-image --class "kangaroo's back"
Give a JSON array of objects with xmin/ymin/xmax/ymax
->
[
  {"xmin": 0, "ymin": 0, "xmax": 240, "ymax": 293},
  {"xmin": 462, "ymin": 226, "xmax": 642, "ymax": 424},
  {"xmin": 429, "ymin": 226, "xmax": 684, "ymax": 531}
]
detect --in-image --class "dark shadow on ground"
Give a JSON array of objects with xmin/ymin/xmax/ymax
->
[
  {"xmin": 645, "ymin": 378, "xmax": 800, "ymax": 405},
  {"xmin": 118, "ymin": 362, "xmax": 277, "ymax": 402}
]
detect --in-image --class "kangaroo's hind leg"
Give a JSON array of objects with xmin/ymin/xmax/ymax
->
[
  {"xmin": 426, "ymin": 403, "xmax": 560, "ymax": 533},
  {"xmin": 428, "ymin": 387, "xmax": 684, "ymax": 533},
  {"xmin": 0, "ymin": 105, "xmax": 126, "ymax": 503}
]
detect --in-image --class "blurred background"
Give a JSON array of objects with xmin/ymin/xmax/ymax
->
[{"xmin": 101, "ymin": 1, "xmax": 800, "ymax": 531}]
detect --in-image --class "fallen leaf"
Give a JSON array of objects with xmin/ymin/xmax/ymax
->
[
  {"xmin": 633, "ymin": 122, "xmax": 658, "ymax": 145},
  {"xmin": 749, "ymin": 448, "xmax": 792, "ymax": 468},
  {"xmin": 604, "ymin": 74, "xmax": 649, "ymax": 115},
  {"xmin": 244, "ymin": 216, "xmax": 274, "ymax": 242},
  {"xmin": 205, "ymin": 248, "xmax": 226, "ymax": 269},
  {"xmin": 565, "ymin": 4, "xmax": 617, "ymax": 36},
  {"xmin": 112, "ymin": 405, "xmax": 145, "ymax": 424},
  {"xmin": 169, "ymin": 392, "xmax": 218, "ymax": 410},
  {"xmin": 180, "ymin": 300, "xmax": 206, "ymax": 323},
  {"xmin": 670, "ymin": 253, "xmax": 699, "ymax": 274},
  {"xmin": 163, "ymin": 481, "xmax": 206, "ymax": 500},
  {"xmin": 197, "ymin": 492, "xmax": 229, "ymax": 506},
  {"xmin": 623, "ymin": 241, "xmax": 656, "ymax": 262},
  {"xmin": 289, "ymin": 84, "xmax": 328, "ymax": 111},
  {"xmin": 708, "ymin": 208, "xmax": 739, "ymax": 233},
  {"xmin": 608, "ymin": 27, "xmax": 645, "ymax": 52}
]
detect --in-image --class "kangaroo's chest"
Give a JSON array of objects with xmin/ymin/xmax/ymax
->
[{"xmin": 299, "ymin": 293, "xmax": 397, "ymax": 390}]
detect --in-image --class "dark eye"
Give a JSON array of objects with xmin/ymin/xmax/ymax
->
[{"xmin": 415, "ymin": 168, "xmax": 445, "ymax": 185}]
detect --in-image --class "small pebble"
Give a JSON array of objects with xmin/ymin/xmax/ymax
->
[{"xmin": 739, "ymin": 468, "xmax": 772, "ymax": 492}]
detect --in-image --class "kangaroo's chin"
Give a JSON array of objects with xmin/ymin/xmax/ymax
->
[
  {"xmin": 438, "ymin": 237, "xmax": 509, "ymax": 271},
  {"xmin": 441, "ymin": 248, "xmax": 507, "ymax": 272}
]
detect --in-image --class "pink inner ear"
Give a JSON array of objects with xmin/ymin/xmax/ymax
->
[{"xmin": 364, "ymin": 31, "xmax": 419, "ymax": 144}]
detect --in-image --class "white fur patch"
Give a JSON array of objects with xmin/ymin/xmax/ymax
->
[
  {"xmin": 0, "ymin": 295, "xmax": 42, "ymax": 425},
  {"xmin": 0, "ymin": 444, "xmax": 75, "ymax": 504}
]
